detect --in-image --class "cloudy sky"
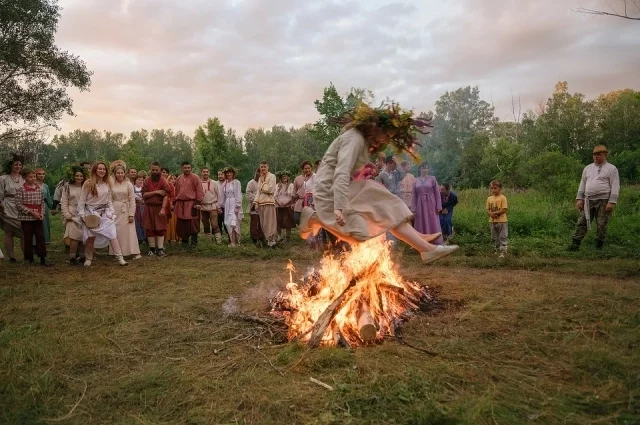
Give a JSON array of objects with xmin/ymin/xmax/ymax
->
[{"xmin": 55, "ymin": 0, "xmax": 640, "ymax": 136}]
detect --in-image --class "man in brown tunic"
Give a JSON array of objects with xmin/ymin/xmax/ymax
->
[
  {"xmin": 142, "ymin": 162, "xmax": 172, "ymax": 257},
  {"xmin": 173, "ymin": 161, "xmax": 204, "ymax": 247}
]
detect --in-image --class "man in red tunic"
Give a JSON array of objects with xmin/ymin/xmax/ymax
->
[
  {"xmin": 142, "ymin": 162, "xmax": 172, "ymax": 257},
  {"xmin": 173, "ymin": 161, "xmax": 204, "ymax": 247}
]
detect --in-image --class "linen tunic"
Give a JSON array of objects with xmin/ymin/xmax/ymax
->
[
  {"xmin": 173, "ymin": 173, "xmax": 204, "ymax": 219},
  {"xmin": 398, "ymin": 173, "xmax": 415, "ymax": 207},
  {"xmin": 77, "ymin": 182, "xmax": 117, "ymax": 248},
  {"xmin": 246, "ymin": 179, "xmax": 259, "ymax": 215},
  {"xmin": 275, "ymin": 182, "xmax": 294, "ymax": 207},
  {"xmin": 0, "ymin": 174, "xmax": 25, "ymax": 235},
  {"xmin": 200, "ymin": 179, "xmax": 219, "ymax": 211},
  {"xmin": 110, "ymin": 180, "xmax": 140, "ymax": 256},
  {"xmin": 61, "ymin": 183, "xmax": 84, "ymax": 242},
  {"xmin": 293, "ymin": 173, "xmax": 316, "ymax": 212},
  {"xmin": 312, "ymin": 128, "xmax": 412, "ymax": 241}
]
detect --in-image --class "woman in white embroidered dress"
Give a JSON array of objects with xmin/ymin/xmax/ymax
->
[
  {"xmin": 110, "ymin": 162, "xmax": 141, "ymax": 259},
  {"xmin": 219, "ymin": 166, "xmax": 243, "ymax": 247},
  {"xmin": 77, "ymin": 161, "xmax": 128, "ymax": 266}
]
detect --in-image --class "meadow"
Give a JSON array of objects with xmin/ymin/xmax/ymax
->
[{"xmin": 0, "ymin": 187, "xmax": 638, "ymax": 425}]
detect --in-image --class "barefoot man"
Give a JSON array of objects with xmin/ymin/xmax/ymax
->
[{"xmin": 142, "ymin": 162, "xmax": 172, "ymax": 257}]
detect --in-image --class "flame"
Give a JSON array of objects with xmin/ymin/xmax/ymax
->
[{"xmin": 271, "ymin": 235, "xmax": 429, "ymax": 347}]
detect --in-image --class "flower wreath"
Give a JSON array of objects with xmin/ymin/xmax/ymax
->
[{"xmin": 337, "ymin": 101, "xmax": 433, "ymax": 160}]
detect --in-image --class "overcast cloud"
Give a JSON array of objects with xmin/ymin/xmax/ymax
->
[{"xmin": 55, "ymin": 0, "xmax": 640, "ymax": 136}]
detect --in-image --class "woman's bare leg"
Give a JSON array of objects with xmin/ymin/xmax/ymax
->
[
  {"xmin": 110, "ymin": 238, "xmax": 123, "ymax": 255},
  {"xmin": 110, "ymin": 238, "xmax": 128, "ymax": 265},
  {"xmin": 84, "ymin": 237, "xmax": 95, "ymax": 265},
  {"xmin": 389, "ymin": 222, "xmax": 436, "ymax": 253},
  {"xmin": 69, "ymin": 240, "xmax": 79, "ymax": 258}
]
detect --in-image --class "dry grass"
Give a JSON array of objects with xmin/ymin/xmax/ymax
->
[{"xmin": 1, "ymin": 236, "xmax": 639, "ymax": 424}]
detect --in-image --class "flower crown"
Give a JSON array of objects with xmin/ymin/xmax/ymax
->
[
  {"xmin": 110, "ymin": 160, "xmax": 127, "ymax": 173},
  {"xmin": 275, "ymin": 170, "xmax": 292, "ymax": 178},
  {"xmin": 66, "ymin": 165, "xmax": 87, "ymax": 182},
  {"xmin": 339, "ymin": 101, "xmax": 433, "ymax": 160}
]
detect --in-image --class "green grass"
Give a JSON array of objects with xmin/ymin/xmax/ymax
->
[
  {"xmin": 0, "ymin": 188, "xmax": 639, "ymax": 424},
  {"xmin": 450, "ymin": 186, "xmax": 640, "ymax": 268}
]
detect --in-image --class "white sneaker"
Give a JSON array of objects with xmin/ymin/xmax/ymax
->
[
  {"xmin": 420, "ymin": 245, "xmax": 459, "ymax": 264},
  {"xmin": 84, "ymin": 258, "xmax": 92, "ymax": 267},
  {"xmin": 115, "ymin": 255, "xmax": 128, "ymax": 266}
]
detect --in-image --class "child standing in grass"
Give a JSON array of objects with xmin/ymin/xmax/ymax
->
[
  {"xmin": 15, "ymin": 168, "xmax": 52, "ymax": 266},
  {"xmin": 486, "ymin": 180, "xmax": 508, "ymax": 258}
]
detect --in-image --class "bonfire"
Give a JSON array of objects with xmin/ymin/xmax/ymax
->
[{"xmin": 271, "ymin": 236, "xmax": 433, "ymax": 348}]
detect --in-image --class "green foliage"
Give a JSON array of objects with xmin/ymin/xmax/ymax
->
[
  {"xmin": 309, "ymin": 82, "xmax": 372, "ymax": 148},
  {"xmin": 479, "ymin": 137, "xmax": 527, "ymax": 188},
  {"xmin": 0, "ymin": 0, "xmax": 92, "ymax": 135},
  {"xmin": 521, "ymin": 152, "xmax": 584, "ymax": 200},
  {"xmin": 426, "ymin": 82, "xmax": 640, "ymax": 188},
  {"xmin": 451, "ymin": 186, "xmax": 640, "ymax": 259},
  {"xmin": 419, "ymin": 86, "xmax": 497, "ymax": 184},
  {"xmin": 595, "ymin": 89, "xmax": 640, "ymax": 153},
  {"xmin": 528, "ymin": 81, "xmax": 596, "ymax": 160},
  {"xmin": 610, "ymin": 149, "xmax": 640, "ymax": 184}
]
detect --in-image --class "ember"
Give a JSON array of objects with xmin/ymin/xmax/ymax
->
[{"xmin": 271, "ymin": 236, "xmax": 433, "ymax": 347}]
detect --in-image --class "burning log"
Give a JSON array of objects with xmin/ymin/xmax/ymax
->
[
  {"xmin": 271, "ymin": 235, "xmax": 436, "ymax": 348},
  {"xmin": 333, "ymin": 326, "xmax": 352, "ymax": 348},
  {"xmin": 307, "ymin": 263, "xmax": 378, "ymax": 348},
  {"xmin": 357, "ymin": 303, "xmax": 376, "ymax": 342}
]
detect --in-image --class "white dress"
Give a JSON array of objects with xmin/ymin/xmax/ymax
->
[
  {"xmin": 220, "ymin": 179, "xmax": 243, "ymax": 238},
  {"xmin": 110, "ymin": 180, "xmax": 140, "ymax": 256},
  {"xmin": 77, "ymin": 182, "xmax": 117, "ymax": 248}
]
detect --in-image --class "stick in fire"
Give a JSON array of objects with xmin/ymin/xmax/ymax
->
[{"xmin": 307, "ymin": 263, "xmax": 379, "ymax": 348}]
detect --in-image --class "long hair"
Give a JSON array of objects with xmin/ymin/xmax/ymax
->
[{"xmin": 84, "ymin": 161, "xmax": 112, "ymax": 197}]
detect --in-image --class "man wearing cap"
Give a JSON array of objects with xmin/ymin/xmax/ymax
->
[{"xmin": 568, "ymin": 145, "xmax": 620, "ymax": 251}]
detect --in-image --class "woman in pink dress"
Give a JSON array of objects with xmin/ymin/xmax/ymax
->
[{"xmin": 411, "ymin": 163, "xmax": 443, "ymax": 245}]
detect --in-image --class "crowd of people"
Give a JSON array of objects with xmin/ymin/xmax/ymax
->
[
  {"xmin": 0, "ymin": 151, "xmax": 463, "ymax": 266},
  {"xmin": 0, "ymin": 102, "xmax": 620, "ymax": 267}
]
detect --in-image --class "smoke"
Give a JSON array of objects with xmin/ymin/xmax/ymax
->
[
  {"xmin": 222, "ymin": 297, "xmax": 238, "ymax": 317},
  {"xmin": 221, "ymin": 282, "xmax": 283, "ymax": 316}
]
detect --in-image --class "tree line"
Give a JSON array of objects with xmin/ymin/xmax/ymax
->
[{"xmin": 2, "ymin": 82, "xmax": 638, "ymax": 198}]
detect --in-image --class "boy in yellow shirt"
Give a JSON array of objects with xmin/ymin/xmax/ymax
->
[{"xmin": 486, "ymin": 180, "xmax": 508, "ymax": 258}]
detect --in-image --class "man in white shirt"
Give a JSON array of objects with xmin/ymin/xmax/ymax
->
[
  {"xmin": 199, "ymin": 167, "xmax": 222, "ymax": 243},
  {"xmin": 568, "ymin": 145, "xmax": 620, "ymax": 251}
]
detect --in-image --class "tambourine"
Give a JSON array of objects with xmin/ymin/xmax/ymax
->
[{"xmin": 83, "ymin": 213, "xmax": 101, "ymax": 229}]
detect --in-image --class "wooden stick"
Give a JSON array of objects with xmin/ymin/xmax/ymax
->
[
  {"xmin": 358, "ymin": 303, "xmax": 377, "ymax": 342},
  {"xmin": 307, "ymin": 263, "xmax": 378, "ymax": 348},
  {"xmin": 310, "ymin": 377, "xmax": 334, "ymax": 391}
]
